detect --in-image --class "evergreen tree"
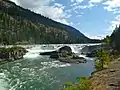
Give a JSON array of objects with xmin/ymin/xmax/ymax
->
[{"xmin": 95, "ymin": 49, "xmax": 110, "ymax": 70}]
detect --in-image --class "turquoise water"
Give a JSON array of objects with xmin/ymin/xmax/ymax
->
[{"xmin": 0, "ymin": 44, "xmax": 95, "ymax": 90}]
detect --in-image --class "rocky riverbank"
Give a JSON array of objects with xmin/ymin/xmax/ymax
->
[
  {"xmin": 90, "ymin": 58, "xmax": 120, "ymax": 90},
  {"xmin": 0, "ymin": 46, "xmax": 27, "ymax": 63}
]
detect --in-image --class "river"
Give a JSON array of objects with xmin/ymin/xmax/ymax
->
[{"xmin": 0, "ymin": 44, "xmax": 96, "ymax": 90}]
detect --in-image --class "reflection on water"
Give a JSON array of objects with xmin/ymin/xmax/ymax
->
[{"xmin": 0, "ymin": 44, "xmax": 96, "ymax": 90}]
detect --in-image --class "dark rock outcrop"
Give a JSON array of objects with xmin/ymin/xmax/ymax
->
[
  {"xmin": 81, "ymin": 45, "xmax": 101, "ymax": 54},
  {"xmin": 40, "ymin": 51, "xmax": 57, "ymax": 55},
  {"xmin": 0, "ymin": 46, "xmax": 27, "ymax": 61},
  {"xmin": 50, "ymin": 53, "xmax": 59, "ymax": 59},
  {"xmin": 58, "ymin": 57, "xmax": 86, "ymax": 63},
  {"xmin": 86, "ymin": 50, "xmax": 98, "ymax": 57},
  {"xmin": 58, "ymin": 46, "xmax": 72, "ymax": 53},
  {"xmin": 44, "ymin": 46, "xmax": 87, "ymax": 63},
  {"xmin": 81, "ymin": 45, "xmax": 101, "ymax": 57}
]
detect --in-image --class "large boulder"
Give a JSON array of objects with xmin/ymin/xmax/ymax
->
[
  {"xmin": 50, "ymin": 46, "xmax": 86, "ymax": 63},
  {"xmin": 49, "ymin": 52, "xmax": 59, "ymax": 59},
  {"xmin": 59, "ymin": 58, "xmax": 86, "ymax": 63},
  {"xmin": 58, "ymin": 46, "xmax": 73, "ymax": 58},
  {"xmin": 40, "ymin": 51, "xmax": 57, "ymax": 55},
  {"xmin": 58, "ymin": 46, "xmax": 72, "ymax": 53},
  {"xmin": 81, "ymin": 45, "xmax": 101, "ymax": 57},
  {"xmin": 40, "ymin": 46, "xmax": 72, "ymax": 56},
  {"xmin": 86, "ymin": 50, "xmax": 98, "ymax": 57}
]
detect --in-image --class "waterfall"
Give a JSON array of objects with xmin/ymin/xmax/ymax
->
[{"xmin": 23, "ymin": 44, "xmax": 100, "ymax": 59}]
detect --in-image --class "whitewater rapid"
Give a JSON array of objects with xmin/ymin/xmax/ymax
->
[
  {"xmin": 0, "ymin": 44, "xmax": 97, "ymax": 90},
  {"xmin": 23, "ymin": 44, "xmax": 85, "ymax": 59},
  {"xmin": 23, "ymin": 44, "xmax": 98, "ymax": 60}
]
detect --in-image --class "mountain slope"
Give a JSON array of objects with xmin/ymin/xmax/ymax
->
[
  {"xmin": 0, "ymin": 0, "xmax": 99, "ymax": 44},
  {"xmin": 110, "ymin": 25, "xmax": 120, "ymax": 51}
]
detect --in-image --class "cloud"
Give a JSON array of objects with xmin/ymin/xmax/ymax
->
[
  {"xmin": 10, "ymin": 0, "xmax": 55, "ymax": 9},
  {"xmin": 34, "ymin": 6, "xmax": 70, "ymax": 25},
  {"xmin": 103, "ymin": 0, "xmax": 120, "ymax": 32},
  {"xmin": 86, "ymin": 0, "xmax": 103, "ymax": 9},
  {"xmin": 71, "ymin": 2, "xmax": 77, "ymax": 7},
  {"xmin": 76, "ymin": 22, "xmax": 81, "ymax": 25},
  {"xmin": 108, "ymin": 15, "xmax": 120, "ymax": 31},
  {"xmin": 71, "ymin": 0, "xmax": 84, "ymax": 3},
  {"xmin": 112, "ymin": 15, "xmax": 120, "ymax": 25},
  {"xmin": 70, "ymin": 22, "xmax": 74, "ymax": 26},
  {"xmin": 69, "ymin": 0, "xmax": 103, "ymax": 19},
  {"xmin": 103, "ymin": 0, "xmax": 120, "ymax": 13},
  {"xmin": 54, "ymin": 3, "xmax": 65, "ymax": 9},
  {"xmin": 10, "ymin": 0, "xmax": 18, "ymax": 5},
  {"xmin": 10, "ymin": 0, "xmax": 70, "ymax": 25},
  {"xmin": 65, "ymin": 9, "xmax": 73, "ymax": 13},
  {"xmin": 66, "ymin": 14, "xmax": 72, "ymax": 18},
  {"xmin": 89, "ymin": 0, "xmax": 103, "ymax": 3},
  {"xmin": 76, "ymin": 14, "xmax": 82, "ymax": 17},
  {"xmin": 10, "ymin": 0, "xmax": 51, "ymax": 11},
  {"xmin": 70, "ymin": 0, "xmax": 85, "ymax": 8},
  {"xmin": 83, "ymin": 32, "xmax": 105, "ymax": 39},
  {"xmin": 73, "ymin": 3, "xmax": 95, "ymax": 10},
  {"xmin": 71, "ymin": 0, "xmax": 102, "ymax": 10},
  {"xmin": 74, "ymin": 10, "xmax": 79, "ymax": 13}
]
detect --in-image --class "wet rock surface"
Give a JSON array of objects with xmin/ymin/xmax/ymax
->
[
  {"xmin": 40, "ymin": 46, "xmax": 86, "ymax": 63},
  {"xmin": 0, "ymin": 46, "xmax": 27, "ymax": 61},
  {"xmin": 81, "ymin": 45, "xmax": 101, "ymax": 57},
  {"xmin": 40, "ymin": 51, "xmax": 57, "ymax": 55}
]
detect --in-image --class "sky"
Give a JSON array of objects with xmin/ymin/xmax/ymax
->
[{"xmin": 10, "ymin": 0, "xmax": 120, "ymax": 39}]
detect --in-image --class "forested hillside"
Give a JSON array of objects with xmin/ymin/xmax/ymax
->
[
  {"xmin": 110, "ymin": 25, "xmax": 120, "ymax": 52},
  {"xmin": 0, "ymin": 0, "xmax": 99, "ymax": 44}
]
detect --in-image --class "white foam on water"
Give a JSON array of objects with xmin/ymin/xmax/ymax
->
[
  {"xmin": 26, "ymin": 46, "xmax": 55, "ymax": 53},
  {"xmin": 23, "ymin": 44, "xmax": 88, "ymax": 59},
  {"xmin": 9, "ymin": 79, "xmax": 20, "ymax": 90},
  {"xmin": 27, "ymin": 49, "xmax": 55, "ymax": 53},
  {"xmin": 40, "ymin": 61, "xmax": 71, "ymax": 70},
  {"xmin": 86, "ymin": 57, "xmax": 95, "ymax": 60},
  {"xmin": 23, "ymin": 52, "xmax": 40, "ymax": 58},
  {"xmin": 0, "ymin": 73, "xmax": 5, "ymax": 77},
  {"xmin": 24, "ymin": 46, "xmax": 56, "ymax": 58},
  {"xmin": 23, "ymin": 47, "xmax": 41, "ymax": 58},
  {"xmin": 0, "ymin": 73, "xmax": 9, "ymax": 90},
  {"xmin": 69, "ymin": 46, "xmax": 78, "ymax": 53},
  {"xmin": 59, "ymin": 64, "xmax": 71, "ymax": 67},
  {"xmin": 79, "ymin": 54, "xmax": 87, "ymax": 58},
  {"xmin": 55, "ymin": 45, "xmax": 80, "ymax": 53},
  {"xmin": 79, "ymin": 54, "xmax": 94, "ymax": 60}
]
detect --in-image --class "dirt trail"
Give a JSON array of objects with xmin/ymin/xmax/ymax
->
[{"xmin": 90, "ymin": 59, "xmax": 120, "ymax": 90}]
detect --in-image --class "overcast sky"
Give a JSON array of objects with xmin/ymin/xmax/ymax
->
[{"xmin": 10, "ymin": 0, "xmax": 120, "ymax": 39}]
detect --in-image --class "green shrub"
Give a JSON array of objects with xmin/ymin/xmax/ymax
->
[
  {"xmin": 61, "ymin": 77, "xmax": 91, "ymax": 90},
  {"xmin": 95, "ymin": 49, "xmax": 110, "ymax": 71}
]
